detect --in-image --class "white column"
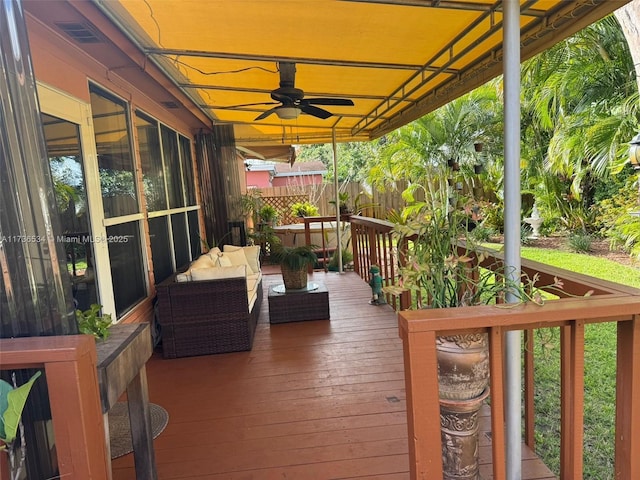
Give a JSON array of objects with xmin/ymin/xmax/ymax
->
[
  {"xmin": 503, "ymin": 0, "xmax": 522, "ymax": 479},
  {"xmin": 332, "ymin": 127, "xmax": 342, "ymax": 272}
]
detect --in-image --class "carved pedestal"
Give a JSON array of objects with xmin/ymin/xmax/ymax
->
[
  {"xmin": 437, "ymin": 334, "xmax": 490, "ymax": 479},
  {"xmin": 440, "ymin": 388, "xmax": 489, "ymax": 479}
]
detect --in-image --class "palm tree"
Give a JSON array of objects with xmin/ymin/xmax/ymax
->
[
  {"xmin": 520, "ymin": 15, "xmax": 639, "ymax": 230},
  {"xmin": 367, "ymin": 83, "xmax": 502, "ymax": 191}
]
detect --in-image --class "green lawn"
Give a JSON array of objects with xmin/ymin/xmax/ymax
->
[
  {"xmin": 516, "ymin": 246, "xmax": 638, "ymax": 479},
  {"xmin": 520, "ymin": 246, "xmax": 640, "ymax": 288}
]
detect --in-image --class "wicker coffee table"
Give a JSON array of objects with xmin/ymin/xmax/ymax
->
[{"xmin": 268, "ymin": 282, "xmax": 330, "ymax": 324}]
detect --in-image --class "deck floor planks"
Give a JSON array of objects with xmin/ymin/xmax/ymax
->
[{"xmin": 111, "ymin": 271, "xmax": 556, "ymax": 479}]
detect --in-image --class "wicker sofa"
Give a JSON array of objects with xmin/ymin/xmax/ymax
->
[{"xmin": 156, "ymin": 245, "xmax": 263, "ymax": 359}]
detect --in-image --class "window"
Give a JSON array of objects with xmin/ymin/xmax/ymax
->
[
  {"xmin": 42, "ymin": 113, "xmax": 98, "ymax": 311},
  {"xmin": 90, "ymin": 86, "xmax": 139, "ymax": 218},
  {"xmin": 90, "ymin": 85, "xmax": 147, "ymax": 316},
  {"xmin": 106, "ymin": 222, "xmax": 146, "ymax": 316},
  {"xmin": 180, "ymin": 135, "xmax": 196, "ymax": 206},
  {"xmin": 137, "ymin": 112, "xmax": 167, "ymax": 212},
  {"xmin": 148, "ymin": 217, "xmax": 173, "ymax": 284},
  {"xmin": 135, "ymin": 110, "xmax": 201, "ymax": 283},
  {"xmin": 188, "ymin": 209, "xmax": 201, "ymax": 260},
  {"xmin": 162, "ymin": 125, "xmax": 184, "ymax": 209},
  {"xmin": 171, "ymin": 213, "xmax": 190, "ymax": 269}
]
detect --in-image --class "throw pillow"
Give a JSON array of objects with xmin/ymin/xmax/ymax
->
[
  {"xmin": 220, "ymin": 248, "xmax": 250, "ymax": 269},
  {"xmin": 217, "ymin": 254, "xmax": 233, "ymax": 267},
  {"xmin": 190, "ymin": 254, "xmax": 216, "ymax": 270},
  {"xmin": 224, "ymin": 245, "xmax": 261, "ymax": 274},
  {"xmin": 205, "ymin": 247, "xmax": 222, "ymax": 263}
]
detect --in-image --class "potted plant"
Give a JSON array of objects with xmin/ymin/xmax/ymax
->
[
  {"xmin": 258, "ymin": 204, "xmax": 279, "ymax": 226},
  {"xmin": 384, "ymin": 178, "xmax": 569, "ymax": 480},
  {"xmin": 290, "ymin": 201, "xmax": 319, "ymax": 219},
  {"xmin": 76, "ymin": 303, "xmax": 113, "ymax": 341},
  {"xmin": 270, "ymin": 244, "xmax": 318, "ymax": 290},
  {"xmin": 329, "ymin": 191, "xmax": 352, "ymax": 215}
]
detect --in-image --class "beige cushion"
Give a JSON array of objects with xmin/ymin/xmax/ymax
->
[
  {"xmin": 190, "ymin": 265, "xmax": 246, "ymax": 281},
  {"xmin": 175, "ymin": 272, "xmax": 191, "ymax": 282},
  {"xmin": 247, "ymin": 272, "xmax": 261, "ymax": 283},
  {"xmin": 205, "ymin": 247, "xmax": 222, "ymax": 264},
  {"xmin": 220, "ymin": 248, "xmax": 250, "ymax": 269},
  {"xmin": 217, "ymin": 254, "xmax": 233, "ymax": 267},
  {"xmin": 246, "ymin": 276, "xmax": 259, "ymax": 294},
  {"xmin": 190, "ymin": 254, "xmax": 217, "ymax": 270},
  {"xmin": 247, "ymin": 289, "xmax": 258, "ymax": 312},
  {"xmin": 224, "ymin": 245, "xmax": 261, "ymax": 274}
]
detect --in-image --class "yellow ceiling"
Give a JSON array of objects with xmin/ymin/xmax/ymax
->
[{"xmin": 94, "ymin": 0, "xmax": 626, "ymax": 146}]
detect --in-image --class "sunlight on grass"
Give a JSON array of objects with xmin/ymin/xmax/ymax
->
[
  {"xmin": 507, "ymin": 244, "xmax": 638, "ymax": 479},
  {"xmin": 483, "ymin": 242, "xmax": 640, "ymax": 288}
]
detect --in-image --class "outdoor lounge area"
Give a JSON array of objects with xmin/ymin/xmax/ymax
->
[
  {"xmin": 2, "ymin": 1, "xmax": 640, "ymax": 479},
  {"xmin": 111, "ymin": 271, "xmax": 556, "ymax": 480}
]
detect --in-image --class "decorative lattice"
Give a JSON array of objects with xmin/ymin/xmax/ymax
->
[{"xmin": 262, "ymin": 195, "xmax": 308, "ymax": 226}]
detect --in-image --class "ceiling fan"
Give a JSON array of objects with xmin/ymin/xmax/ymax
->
[{"xmin": 232, "ymin": 62, "xmax": 355, "ymax": 121}]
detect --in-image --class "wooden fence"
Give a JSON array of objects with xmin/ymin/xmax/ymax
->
[{"xmin": 258, "ymin": 181, "xmax": 408, "ymax": 222}]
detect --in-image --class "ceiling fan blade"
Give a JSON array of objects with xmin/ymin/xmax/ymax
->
[
  {"xmin": 255, "ymin": 107, "xmax": 280, "ymax": 120},
  {"xmin": 302, "ymin": 98, "xmax": 355, "ymax": 106},
  {"xmin": 299, "ymin": 104, "xmax": 332, "ymax": 119},
  {"xmin": 221, "ymin": 101, "xmax": 278, "ymax": 109}
]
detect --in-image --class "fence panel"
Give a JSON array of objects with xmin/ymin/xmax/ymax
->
[{"xmin": 256, "ymin": 181, "xmax": 409, "ymax": 220}]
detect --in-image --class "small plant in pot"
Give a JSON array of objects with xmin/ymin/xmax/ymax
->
[
  {"xmin": 290, "ymin": 201, "xmax": 319, "ymax": 219},
  {"xmin": 76, "ymin": 303, "xmax": 113, "ymax": 341},
  {"xmin": 329, "ymin": 192, "xmax": 352, "ymax": 215},
  {"xmin": 383, "ymin": 176, "xmax": 578, "ymax": 480},
  {"xmin": 258, "ymin": 204, "xmax": 279, "ymax": 226},
  {"xmin": 270, "ymin": 244, "xmax": 318, "ymax": 290}
]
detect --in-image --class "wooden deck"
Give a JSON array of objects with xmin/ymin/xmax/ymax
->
[{"xmin": 112, "ymin": 271, "xmax": 556, "ymax": 480}]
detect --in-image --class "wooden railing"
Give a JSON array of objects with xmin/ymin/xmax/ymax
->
[
  {"xmin": 349, "ymin": 215, "xmax": 403, "ymax": 309},
  {"xmin": 348, "ymin": 216, "xmax": 640, "ymax": 479},
  {"xmin": 302, "ymin": 214, "xmax": 352, "ymax": 272},
  {"xmin": 0, "ymin": 335, "xmax": 109, "ymax": 479}
]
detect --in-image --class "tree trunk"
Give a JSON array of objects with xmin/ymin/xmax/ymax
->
[{"xmin": 615, "ymin": 0, "xmax": 640, "ymax": 92}]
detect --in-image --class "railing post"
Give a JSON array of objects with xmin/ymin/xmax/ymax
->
[
  {"xmin": 351, "ymin": 222, "xmax": 361, "ymax": 276},
  {"xmin": 560, "ymin": 320, "xmax": 585, "ymax": 479},
  {"xmin": 397, "ymin": 237, "xmax": 411, "ymax": 310},
  {"xmin": 615, "ymin": 316, "xmax": 640, "ymax": 479},
  {"xmin": 304, "ymin": 217, "xmax": 313, "ymax": 273},
  {"xmin": 488, "ymin": 326, "xmax": 506, "ymax": 480},
  {"xmin": 400, "ymin": 326, "xmax": 443, "ymax": 480},
  {"xmin": 368, "ymin": 228, "xmax": 378, "ymax": 267},
  {"xmin": 524, "ymin": 329, "xmax": 535, "ymax": 449}
]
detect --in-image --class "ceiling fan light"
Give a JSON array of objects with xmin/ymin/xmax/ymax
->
[{"xmin": 276, "ymin": 107, "xmax": 300, "ymax": 120}]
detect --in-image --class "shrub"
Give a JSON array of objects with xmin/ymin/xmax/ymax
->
[
  {"xmin": 328, "ymin": 248, "xmax": 354, "ymax": 269},
  {"xmin": 595, "ymin": 177, "xmax": 640, "ymax": 258},
  {"xmin": 469, "ymin": 224, "xmax": 495, "ymax": 242},
  {"xmin": 290, "ymin": 201, "xmax": 319, "ymax": 217},
  {"xmin": 521, "ymin": 224, "xmax": 533, "ymax": 245},
  {"xmin": 567, "ymin": 232, "xmax": 592, "ymax": 253},
  {"xmin": 481, "ymin": 202, "xmax": 504, "ymax": 233},
  {"xmin": 258, "ymin": 204, "xmax": 279, "ymax": 224}
]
